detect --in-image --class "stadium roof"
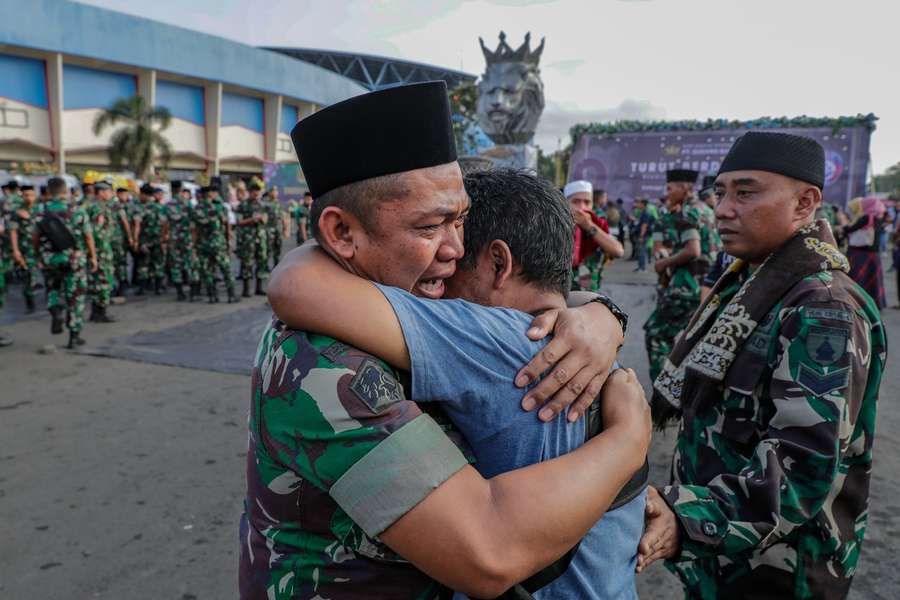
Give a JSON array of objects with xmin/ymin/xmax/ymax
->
[{"xmin": 264, "ymin": 47, "xmax": 476, "ymax": 91}]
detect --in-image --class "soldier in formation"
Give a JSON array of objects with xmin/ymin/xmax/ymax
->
[
  {"xmin": 132, "ymin": 183, "xmax": 168, "ymax": 295},
  {"xmin": 264, "ymin": 186, "xmax": 288, "ymax": 270},
  {"xmin": 165, "ymin": 181, "xmax": 200, "ymax": 301},
  {"xmin": 639, "ymin": 131, "xmax": 887, "ymax": 600},
  {"xmin": 33, "ymin": 177, "xmax": 97, "ymax": 348},
  {"xmin": 236, "ymin": 181, "xmax": 268, "ymax": 297},
  {"xmin": 192, "ymin": 185, "xmax": 239, "ymax": 304},
  {"xmin": 111, "ymin": 186, "xmax": 134, "ymax": 297},
  {"xmin": 643, "ymin": 169, "xmax": 708, "ymax": 382},
  {"xmin": 85, "ymin": 181, "xmax": 117, "ymax": 322},
  {"xmin": 7, "ymin": 184, "xmax": 40, "ymax": 314}
]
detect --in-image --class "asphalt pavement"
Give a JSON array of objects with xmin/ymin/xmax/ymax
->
[{"xmin": 0, "ymin": 249, "xmax": 897, "ymax": 599}]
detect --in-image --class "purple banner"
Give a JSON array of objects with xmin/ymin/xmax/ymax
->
[{"xmin": 569, "ymin": 126, "xmax": 871, "ymax": 209}]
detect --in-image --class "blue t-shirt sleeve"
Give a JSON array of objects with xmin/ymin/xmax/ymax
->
[{"xmin": 374, "ymin": 283, "xmax": 546, "ymax": 442}]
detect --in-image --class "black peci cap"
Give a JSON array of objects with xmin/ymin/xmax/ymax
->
[
  {"xmin": 666, "ymin": 169, "xmax": 699, "ymax": 184},
  {"xmin": 718, "ymin": 131, "xmax": 825, "ymax": 188},
  {"xmin": 291, "ymin": 81, "xmax": 457, "ymax": 198}
]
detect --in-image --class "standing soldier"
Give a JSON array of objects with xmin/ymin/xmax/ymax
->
[
  {"xmin": 296, "ymin": 190, "xmax": 313, "ymax": 243},
  {"xmin": 7, "ymin": 184, "xmax": 40, "ymax": 313},
  {"xmin": 236, "ymin": 181, "xmax": 268, "ymax": 297},
  {"xmin": 86, "ymin": 182, "xmax": 118, "ymax": 322},
  {"xmin": 110, "ymin": 187, "xmax": 134, "ymax": 297},
  {"xmin": 264, "ymin": 186, "xmax": 289, "ymax": 269},
  {"xmin": 165, "ymin": 181, "xmax": 200, "ymax": 301},
  {"xmin": 643, "ymin": 169, "xmax": 704, "ymax": 382},
  {"xmin": 32, "ymin": 177, "xmax": 97, "ymax": 348},
  {"xmin": 133, "ymin": 184, "xmax": 169, "ymax": 295},
  {"xmin": 0, "ymin": 180, "xmax": 21, "ymax": 316},
  {"xmin": 192, "ymin": 185, "xmax": 239, "ymax": 303},
  {"xmin": 639, "ymin": 131, "xmax": 887, "ymax": 600}
]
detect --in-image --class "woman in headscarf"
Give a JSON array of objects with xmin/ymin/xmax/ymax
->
[{"xmin": 842, "ymin": 196, "xmax": 887, "ymax": 309}]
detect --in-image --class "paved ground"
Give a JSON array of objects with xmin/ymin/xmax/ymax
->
[{"xmin": 0, "ymin": 249, "xmax": 897, "ymax": 599}]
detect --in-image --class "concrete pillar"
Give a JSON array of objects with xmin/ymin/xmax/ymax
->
[
  {"xmin": 138, "ymin": 68, "xmax": 156, "ymax": 106},
  {"xmin": 46, "ymin": 52, "xmax": 65, "ymax": 174},
  {"xmin": 264, "ymin": 94, "xmax": 281, "ymax": 163},
  {"xmin": 204, "ymin": 82, "xmax": 222, "ymax": 176}
]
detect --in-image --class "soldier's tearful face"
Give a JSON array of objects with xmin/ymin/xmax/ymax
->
[{"xmin": 353, "ymin": 162, "xmax": 469, "ymax": 299}]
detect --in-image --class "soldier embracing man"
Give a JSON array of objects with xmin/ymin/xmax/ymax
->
[{"xmin": 637, "ymin": 132, "xmax": 887, "ymax": 600}]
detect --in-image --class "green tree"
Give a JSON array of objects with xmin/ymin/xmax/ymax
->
[
  {"xmin": 92, "ymin": 95, "xmax": 172, "ymax": 179},
  {"xmin": 872, "ymin": 161, "xmax": 900, "ymax": 198}
]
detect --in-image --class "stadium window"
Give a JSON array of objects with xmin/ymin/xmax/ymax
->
[{"xmin": 0, "ymin": 107, "xmax": 29, "ymax": 129}]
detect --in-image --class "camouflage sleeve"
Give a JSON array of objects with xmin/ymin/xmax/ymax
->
[
  {"xmin": 255, "ymin": 329, "xmax": 469, "ymax": 540},
  {"xmin": 678, "ymin": 207, "xmax": 701, "ymax": 242},
  {"xmin": 662, "ymin": 300, "xmax": 874, "ymax": 560}
]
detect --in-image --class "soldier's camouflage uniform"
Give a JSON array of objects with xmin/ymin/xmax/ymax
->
[
  {"xmin": 37, "ymin": 198, "xmax": 92, "ymax": 333},
  {"xmin": 191, "ymin": 198, "xmax": 235, "ymax": 296},
  {"xmin": 5, "ymin": 199, "xmax": 40, "ymax": 306},
  {"xmin": 0, "ymin": 193, "xmax": 19, "ymax": 310},
  {"xmin": 265, "ymin": 198, "xmax": 285, "ymax": 269},
  {"xmin": 240, "ymin": 319, "xmax": 472, "ymax": 599},
  {"xmin": 692, "ymin": 199, "xmax": 718, "ymax": 266},
  {"xmin": 134, "ymin": 200, "xmax": 167, "ymax": 283},
  {"xmin": 644, "ymin": 203, "xmax": 704, "ymax": 382},
  {"xmin": 652, "ymin": 220, "xmax": 887, "ymax": 600},
  {"xmin": 164, "ymin": 200, "xmax": 198, "ymax": 287},
  {"xmin": 236, "ymin": 199, "xmax": 268, "ymax": 281},
  {"xmin": 108, "ymin": 197, "xmax": 131, "ymax": 291},
  {"xmin": 582, "ymin": 206, "xmax": 608, "ymax": 291},
  {"xmin": 86, "ymin": 199, "xmax": 116, "ymax": 309}
]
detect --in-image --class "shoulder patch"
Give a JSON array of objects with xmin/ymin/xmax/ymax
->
[
  {"xmin": 805, "ymin": 325, "xmax": 848, "ymax": 365},
  {"xmin": 804, "ymin": 307, "xmax": 853, "ymax": 324},
  {"xmin": 321, "ymin": 341, "xmax": 350, "ymax": 363},
  {"xmin": 797, "ymin": 363, "xmax": 850, "ymax": 397},
  {"xmin": 349, "ymin": 358, "xmax": 404, "ymax": 414}
]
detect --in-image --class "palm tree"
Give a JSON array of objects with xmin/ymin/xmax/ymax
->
[{"xmin": 92, "ymin": 95, "xmax": 173, "ymax": 179}]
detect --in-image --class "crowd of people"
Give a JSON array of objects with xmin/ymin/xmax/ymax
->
[
  {"xmin": 0, "ymin": 176, "xmax": 315, "ymax": 348},
  {"xmin": 0, "ymin": 80, "xmax": 892, "ymax": 600},
  {"xmin": 238, "ymin": 81, "xmax": 885, "ymax": 600}
]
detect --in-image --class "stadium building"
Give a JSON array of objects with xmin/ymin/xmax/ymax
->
[{"xmin": 0, "ymin": 0, "xmax": 473, "ymax": 181}]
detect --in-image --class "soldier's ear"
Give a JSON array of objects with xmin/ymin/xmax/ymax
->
[
  {"xmin": 317, "ymin": 206, "xmax": 359, "ymax": 260},
  {"xmin": 795, "ymin": 184, "xmax": 821, "ymax": 222}
]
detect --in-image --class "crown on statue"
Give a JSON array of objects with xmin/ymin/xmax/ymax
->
[{"xmin": 479, "ymin": 31, "xmax": 545, "ymax": 67}]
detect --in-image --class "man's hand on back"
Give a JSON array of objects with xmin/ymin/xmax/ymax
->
[{"xmin": 516, "ymin": 299, "xmax": 624, "ymax": 422}]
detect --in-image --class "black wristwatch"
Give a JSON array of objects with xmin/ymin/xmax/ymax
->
[{"xmin": 588, "ymin": 294, "xmax": 628, "ymax": 337}]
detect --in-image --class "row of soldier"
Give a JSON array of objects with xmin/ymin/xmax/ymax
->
[{"xmin": 0, "ymin": 178, "xmax": 315, "ymax": 348}]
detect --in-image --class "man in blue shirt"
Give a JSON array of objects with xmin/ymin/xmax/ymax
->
[{"xmin": 269, "ymin": 169, "xmax": 648, "ymax": 599}]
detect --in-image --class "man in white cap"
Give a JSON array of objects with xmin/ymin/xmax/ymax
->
[{"xmin": 565, "ymin": 180, "xmax": 624, "ymax": 290}]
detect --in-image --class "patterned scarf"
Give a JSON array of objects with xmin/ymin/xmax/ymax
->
[{"xmin": 651, "ymin": 219, "xmax": 849, "ymax": 427}]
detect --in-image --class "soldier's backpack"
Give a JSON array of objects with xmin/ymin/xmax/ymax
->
[{"xmin": 38, "ymin": 211, "xmax": 76, "ymax": 252}]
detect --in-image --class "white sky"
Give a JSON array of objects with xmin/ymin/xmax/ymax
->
[{"xmin": 80, "ymin": 0, "xmax": 900, "ymax": 173}]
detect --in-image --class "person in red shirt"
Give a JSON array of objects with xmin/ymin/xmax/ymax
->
[{"xmin": 565, "ymin": 180, "xmax": 624, "ymax": 290}]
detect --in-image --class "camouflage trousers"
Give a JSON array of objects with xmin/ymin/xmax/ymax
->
[
  {"xmin": 169, "ymin": 246, "xmax": 199, "ymax": 285},
  {"xmin": 643, "ymin": 270, "xmax": 701, "ymax": 382},
  {"xmin": 0, "ymin": 259, "xmax": 7, "ymax": 308},
  {"xmin": 198, "ymin": 243, "xmax": 236, "ymax": 293},
  {"xmin": 15, "ymin": 255, "xmax": 39, "ymax": 302},
  {"xmin": 238, "ymin": 235, "xmax": 269, "ymax": 281},
  {"xmin": 111, "ymin": 238, "xmax": 129, "ymax": 286},
  {"xmin": 136, "ymin": 241, "xmax": 166, "ymax": 282},
  {"xmin": 268, "ymin": 232, "xmax": 283, "ymax": 270},
  {"xmin": 90, "ymin": 249, "xmax": 116, "ymax": 308},
  {"xmin": 45, "ymin": 265, "xmax": 87, "ymax": 333}
]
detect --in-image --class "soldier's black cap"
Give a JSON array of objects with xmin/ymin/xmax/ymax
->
[
  {"xmin": 116, "ymin": 187, "xmax": 128, "ymax": 193},
  {"xmin": 291, "ymin": 81, "xmax": 457, "ymax": 198},
  {"xmin": 666, "ymin": 169, "xmax": 699, "ymax": 184},
  {"xmin": 20, "ymin": 184, "xmax": 34, "ymax": 191},
  {"xmin": 94, "ymin": 181, "xmax": 112, "ymax": 191},
  {"xmin": 171, "ymin": 180, "xmax": 183, "ymax": 194},
  {"xmin": 248, "ymin": 181, "xmax": 262, "ymax": 192},
  {"xmin": 718, "ymin": 131, "xmax": 825, "ymax": 188},
  {"xmin": 140, "ymin": 183, "xmax": 155, "ymax": 195},
  {"xmin": 200, "ymin": 185, "xmax": 217, "ymax": 194},
  {"xmin": 5, "ymin": 179, "xmax": 19, "ymax": 190}
]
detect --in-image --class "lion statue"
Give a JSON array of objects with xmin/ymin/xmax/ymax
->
[{"xmin": 476, "ymin": 32, "xmax": 546, "ymax": 145}]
